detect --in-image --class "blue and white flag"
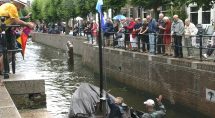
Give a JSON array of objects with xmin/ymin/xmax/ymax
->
[
  {"xmin": 96, "ymin": 0, "xmax": 103, "ymax": 14},
  {"xmin": 96, "ymin": 0, "xmax": 105, "ymax": 31}
]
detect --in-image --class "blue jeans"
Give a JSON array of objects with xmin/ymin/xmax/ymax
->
[
  {"xmin": 149, "ymin": 33, "xmax": 156, "ymax": 53},
  {"xmin": 87, "ymin": 34, "xmax": 92, "ymax": 44}
]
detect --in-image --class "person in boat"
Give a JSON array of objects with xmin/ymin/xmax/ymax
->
[
  {"xmin": 0, "ymin": 0, "xmax": 34, "ymax": 85},
  {"xmin": 107, "ymin": 96, "xmax": 126, "ymax": 118},
  {"xmin": 141, "ymin": 95, "xmax": 166, "ymax": 118}
]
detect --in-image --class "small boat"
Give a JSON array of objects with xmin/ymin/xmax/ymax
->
[{"xmin": 68, "ymin": 83, "xmax": 143, "ymax": 118}]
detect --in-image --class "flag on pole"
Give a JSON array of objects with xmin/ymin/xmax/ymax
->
[
  {"xmin": 96, "ymin": 0, "xmax": 105, "ymax": 31},
  {"xmin": 16, "ymin": 27, "xmax": 31, "ymax": 59},
  {"xmin": 96, "ymin": 0, "xmax": 103, "ymax": 14}
]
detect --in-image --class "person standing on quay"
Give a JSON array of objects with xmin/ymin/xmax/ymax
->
[
  {"xmin": 171, "ymin": 15, "xmax": 184, "ymax": 58},
  {"xmin": 184, "ymin": 19, "xmax": 198, "ymax": 58},
  {"xmin": 0, "ymin": 0, "xmax": 34, "ymax": 85},
  {"xmin": 157, "ymin": 13, "xmax": 165, "ymax": 54},
  {"xmin": 147, "ymin": 15, "xmax": 157, "ymax": 54},
  {"xmin": 159, "ymin": 16, "xmax": 172, "ymax": 56}
]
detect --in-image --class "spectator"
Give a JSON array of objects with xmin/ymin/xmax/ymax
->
[
  {"xmin": 116, "ymin": 19, "xmax": 126, "ymax": 48},
  {"xmin": 104, "ymin": 18, "xmax": 114, "ymax": 46},
  {"xmin": 125, "ymin": 18, "xmax": 136, "ymax": 50},
  {"xmin": 159, "ymin": 16, "xmax": 172, "ymax": 56},
  {"xmin": 132, "ymin": 18, "xmax": 142, "ymax": 51},
  {"xmin": 184, "ymin": 19, "xmax": 198, "ymax": 58},
  {"xmin": 202, "ymin": 32, "xmax": 215, "ymax": 59},
  {"xmin": 171, "ymin": 15, "xmax": 184, "ymax": 58},
  {"xmin": 139, "ymin": 18, "xmax": 149, "ymax": 52},
  {"xmin": 48, "ymin": 24, "xmax": 60, "ymax": 34},
  {"xmin": 113, "ymin": 20, "xmax": 119, "ymax": 47},
  {"xmin": 157, "ymin": 13, "xmax": 165, "ymax": 54},
  {"xmin": 141, "ymin": 95, "xmax": 166, "ymax": 118},
  {"xmin": 73, "ymin": 24, "xmax": 79, "ymax": 36},
  {"xmin": 0, "ymin": 0, "xmax": 34, "ymax": 81},
  {"xmin": 147, "ymin": 15, "xmax": 157, "ymax": 54},
  {"xmin": 84, "ymin": 21, "xmax": 92, "ymax": 44},
  {"xmin": 123, "ymin": 18, "xmax": 130, "ymax": 49},
  {"xmin": 91, "ymin": 20, "xmax": 98, "ymax": 45}
]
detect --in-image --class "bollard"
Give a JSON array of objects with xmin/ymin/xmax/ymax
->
[
  {"xmin": 199, "ymin": 31, "xmax": 203, "ymax": 61},
  {"xmin": 67, "ymin": 41, "xmax": 74, "ymax": 67}
]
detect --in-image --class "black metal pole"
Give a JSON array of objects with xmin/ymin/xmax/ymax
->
[
  {"xmin": 124, "ymin": 32, "xmax": 126, "ymax": 50},
  {"xmin": 154, "ymin": 33, "xmax": 157, "ymax": 55},
  {"xmin": 98, "ymin": 12, "xmax": 104, "ymax": 112},
  {"xmin": 1, "ymin": 17, "xmax": 9, "ymax": 79},
  {"xmin": 199, "ymin": 31, "xmax": 203, "ymax": 61}
]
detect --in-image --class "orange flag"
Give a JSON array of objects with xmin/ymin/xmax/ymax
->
[{"xmin": 16, "ymin": 27, "xmax": 31, "ymax": 59}]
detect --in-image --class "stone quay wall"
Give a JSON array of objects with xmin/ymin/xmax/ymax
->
[{"xmin": 32, "ymin": 33, "xmax": 215, "ymax": 117}]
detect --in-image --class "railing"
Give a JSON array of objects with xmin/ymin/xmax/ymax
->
[
  {"xmin": 83, "ymin": 31, "xmax": 215, "ymax": 62},
  {"xmin": 0, "ymin": 17, "xmax": 22, "ymax": 79}
]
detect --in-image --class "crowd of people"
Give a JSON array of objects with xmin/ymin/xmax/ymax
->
[{"xmin": 82, "ymin": 13, "xmax": 215, "ymax": 59}]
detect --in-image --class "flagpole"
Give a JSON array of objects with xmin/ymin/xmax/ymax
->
[{"xmin": 98, "ymin": 10, "xmax": 104, "ymax": 112}]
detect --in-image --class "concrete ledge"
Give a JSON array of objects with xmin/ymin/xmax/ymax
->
[
  {"xmin": 20, "ymin": 109, "xmax": 52, "ymax": 118},
  {"xmin": 0, "ymin": 86, "xmax": 21, "ymax": 118},
  {"xmin": 4, "ymin": 73, "xmax": 45, "ymax": 94},
  {"xmin": 3, "ymin": 73, "xmax": 46, "ymax": 109}
]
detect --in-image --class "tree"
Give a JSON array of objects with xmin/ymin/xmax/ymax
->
[
  {"xmin": 104, "ymin": 0, "xmax": 128, "ymax": 16},
  {"xmin": 61, "ymin": 0, "xmax": 78, "ymax": 34},
  {"xmin": 130, "ymin": 0, "xmax": 171, "ymax": 18},
  {"xmin": 31, "ymin": 0, "xmax": 43, "ymax": 20},
  {"xmin": 75, "ymin": 0, "xmax": 97, "ymax": 18}
]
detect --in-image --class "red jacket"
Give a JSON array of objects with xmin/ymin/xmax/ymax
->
[{"xmin": 125, "ymin": 21, "xmax": 136, "ymax": 33}]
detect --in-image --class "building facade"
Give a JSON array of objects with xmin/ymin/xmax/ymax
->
[{"xmin": 187, "ymin": 4, "xmax": 215, "ymax": 29}]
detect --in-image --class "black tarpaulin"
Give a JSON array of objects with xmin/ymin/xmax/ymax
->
[{"xmin": 69, "ymin": 83, "xmax": 106, "ymax": 118}]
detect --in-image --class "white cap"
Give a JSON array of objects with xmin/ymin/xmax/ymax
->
[{"xmin": 144, "ymin": 99, "xmax": 155, "ymax": 106}]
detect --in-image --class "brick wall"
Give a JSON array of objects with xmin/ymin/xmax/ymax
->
[{"xmin": 32, "ymin": 33, "xmax": 215, "ymax": 117}]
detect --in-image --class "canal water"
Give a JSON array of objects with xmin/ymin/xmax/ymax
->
[{"xmin": 16, "ymin": 42, "xmax": 209, "ymax": 118}]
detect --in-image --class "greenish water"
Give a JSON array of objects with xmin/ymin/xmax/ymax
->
[{"xmin": 16, "ymin": 42, "xmax": 210, "ymax": 118}]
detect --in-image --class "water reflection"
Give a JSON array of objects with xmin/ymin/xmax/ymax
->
[{"xmin": 16, "ymin": 42, "xmax": 209, "ymax": 118}]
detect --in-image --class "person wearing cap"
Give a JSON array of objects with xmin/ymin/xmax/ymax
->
[
  {"xmin": 107, "ymin": 96, "xmax": 125, "ymax": 118},
  {"xmin": 141, "ymin": 95, "xmax": 166, "ymax": 118},
  {"xmin": 0, "ymin": 0, "xmax": 34, "ymax": 78}
]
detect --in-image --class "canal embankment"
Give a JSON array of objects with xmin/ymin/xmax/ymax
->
[
  {"xmin": 0, "ymin": 83, "xmax": 21, "ymax": 118},
  {"xmin": 1, "ymin": 72, "xmax": 47, "ymax": 118},
  {"xmin": 32, "ymin": 32, "xmax": 215, "ymax": 118}
]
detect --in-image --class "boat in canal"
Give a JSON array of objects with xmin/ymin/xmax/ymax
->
[{"xmin": 68, "ymin": 83, "xmax": 143, "ymax": 118}]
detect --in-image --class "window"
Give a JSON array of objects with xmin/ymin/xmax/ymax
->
[
  {"xmin": 190, "ymin": 7, "xmax": 198, "ymax": 25},
  {"xmin": 202, "ymin": 6, "xmax": 211, "ymax": 24},
  {"xmin": 130, "ymin": 8, "xmax": 133, "ymax": 18},
  {"xmin": 138, "ymin": 7, "xmax": 141, "ymax": 18}
]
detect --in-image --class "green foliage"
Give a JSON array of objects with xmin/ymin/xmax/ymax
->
[
  {"xmin": 130, "ymin": 0, "xmax": 171, "ymax": 9},
  {"xmin": 31, "ymin": 0, "xmax": 43, "ymax": 20},
  {"xmin": 165, "ymin": 3, "xmax": 187, "ymax": 21},
  {"xmin": 74, "ymin": 0, "xmax": 97, "ymax": 18},
  {"xmin": 20, "ymin": 8, "xmax": 29, "ymax": 17},
  {"xmin": 61, "ymin": 0, "xmax": 77, "ymax": 20},
  {"xmin": 104, "ymin": 0, "xmax": 128, "ymax": 15}
]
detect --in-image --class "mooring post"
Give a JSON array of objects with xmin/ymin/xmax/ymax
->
[{"xmin": 67, "ymin": 41, "xmax": 74, "ymax": 66}]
